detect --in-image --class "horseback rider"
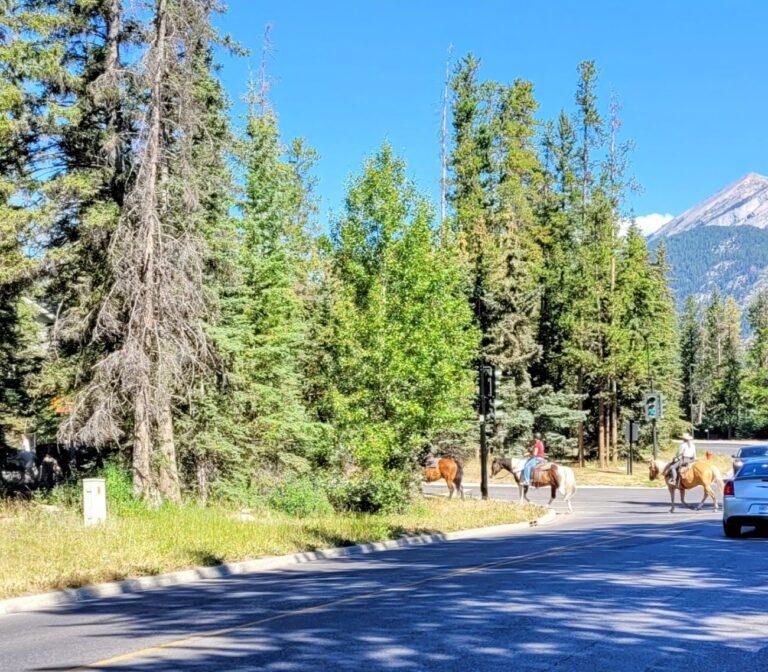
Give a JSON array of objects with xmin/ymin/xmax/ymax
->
[
  {"xmin": 668, "ymin": 433, "xmax": 696, "ymax": 487},
  {"xmin": 522, "ymin": 433, "xmax": 545, "ymax": 486}
]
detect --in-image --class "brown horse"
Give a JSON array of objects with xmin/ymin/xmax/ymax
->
[
  {"xmin": 649, "ymin": 458, "xmax": 724, "ymax": 512},
  {"xmin": 423, "ymin": 457, "xmax": 464, "ymax": 499}
]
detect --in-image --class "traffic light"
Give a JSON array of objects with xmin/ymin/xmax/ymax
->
[
  {"xmin": 644, "ymin": 393, "xmax": 659, "ymax": 421},
  {"xmin": 479, "ymin": 364, "xmax": 503, "ymax": 428},
  {"xmin": 481, "ymin": 365, "xmax": 495, "ymax": 402}
]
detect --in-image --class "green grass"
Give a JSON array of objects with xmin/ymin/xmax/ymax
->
[{"xmin": 0, "ymin": 497, "xmax": 542, "ymax": 600}]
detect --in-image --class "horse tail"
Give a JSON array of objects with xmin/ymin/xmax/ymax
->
[
  {"xmin": 453, "ymin": 460, "xmax": 464, "ymax": 491},
  {"xmin": 710, "ymin": 465, "xmax": 725, "ymax": 492},
  {"xmin": 558, "ymin": 466, "xmax": 577, "ymax": 500}
]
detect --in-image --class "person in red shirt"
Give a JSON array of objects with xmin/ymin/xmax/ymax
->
[{"xmin": 523, "ymin": 433, "xmax": 545, "ymax": 486}]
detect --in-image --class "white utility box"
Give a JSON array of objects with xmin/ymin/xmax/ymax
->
[{"xmin": 83, "ymin": 478, "xmax": 107, "ymax": 526}]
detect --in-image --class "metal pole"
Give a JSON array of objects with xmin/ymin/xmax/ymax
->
[
  {"xmin": 627, "ymin": 421, "xmax": 634, "ymax": 476},
  {"xmin": 652, "ymin": 418, "xmax": 658, "ymax": 461},
  {"xmin": 480, "ymin": 419, "xmax": 488, "ymax": 500}
]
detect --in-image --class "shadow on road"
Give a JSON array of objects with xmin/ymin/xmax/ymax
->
[{"xmin": 21, "ymin": 513, "xmax": 768, "ymax": 672}]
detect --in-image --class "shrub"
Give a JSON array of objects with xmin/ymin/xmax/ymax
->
[
  {"xmin": 39, "ymin": 459, "xmax": 145, "ymax": 516},
  {"xmin": 268, "ymin": 475, "xmax": 333, "ymax": 517},
  {"xmin": 329, "ymin": 473, "xmax": 410, "ymax": 514}
]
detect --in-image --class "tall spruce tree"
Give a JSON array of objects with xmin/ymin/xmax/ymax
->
[
  {"xmin": 224, "ymin": 98, "xmax": 319, "ymax": 474},
  {"xmin": 743, "ymin": 290, "xmax": 768, "ymax": 435},
  {"xmin": 710, "ymin": 297, "xmax": 743, "ymax": 438},
  {"xmin": 679, "ymin": 296, "xmax": 702, "ymax": 423},
  {"xmin": 0, "ymin": 6, "xmax": 37, "ymax": 445}
]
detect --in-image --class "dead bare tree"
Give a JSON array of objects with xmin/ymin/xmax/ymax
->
[
  {"xmin": 440, "ymin": 44, "xmax": 453, "ymax": 230},
  {"xmin": 63, "ymin": 0, "xmax": 221, "ymax": 502}
]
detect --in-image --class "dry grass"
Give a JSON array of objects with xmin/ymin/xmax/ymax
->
[
  {"xmin": 0, "ymin": 498, "xmax": 542, "ymax": 600},
  {"xmin": 460, "ymin": 447, "xmax": 733, "ymax": 488}
]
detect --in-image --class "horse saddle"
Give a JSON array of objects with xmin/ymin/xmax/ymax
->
[{"xmin": 532, "ymin": 462, "xmax": 554, "ymax": 485}]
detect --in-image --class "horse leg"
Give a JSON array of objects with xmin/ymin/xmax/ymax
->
[
  {"xmin": 700, "ymin": 484, "xmax": 715, "ymax": 511},
  {"xmin": 708, "ymin": 482, "xmax": 718, "ymax": 511},
  {"xmin": 524, "ymin": 485, "xmax": 532, "ymax": 504},
  {"xmin": 518, "ymin": 483, "xmax": 525, "ymax": 505},
  {"xmin": 679, "ymin": 487, "xmax": 693, "ymax": 510},
  {"xmin": 668, "ymin": 484, "xmax": 676, "ymax": 513},
  {"xmin": 446, "ymin": 477, "xmax": 454, "ymax": 499},
  {"xmin": 548, "ymin": 482, "xmax": 557, "ymax": 508}
]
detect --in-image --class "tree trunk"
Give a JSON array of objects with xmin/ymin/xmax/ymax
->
[
  {"xmin": 598, "ymin": 395, "xmax": 606, "ymax": 470},
  {"xmin": 440, "ymin": 47, "xmax": 451, "ymax": 231},
  {"xmin": 133, "ymin": 391, "xmax": 153, "ymax": 499},
  {"xmin": 577, "ymin": 369, "xmax": 585, "ymax": 467},
  {"xmin": 610, "ymin": 389, "xmax": 618, "ymax": 465},
  {"xmin": 157, "ymin": 401, "xmax": 180, "ymax": 502}
]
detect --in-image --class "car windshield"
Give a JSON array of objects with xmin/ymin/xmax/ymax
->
[
  {"xmin": 737, "ymin": 446, "xmax": 768, "ymax": 458},
  {"xmin": 737, "ymin": 461, "xmax": 768, "ymax": 478}
]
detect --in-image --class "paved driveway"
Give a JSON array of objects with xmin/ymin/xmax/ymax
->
[{"xmin": 2, "ymin": 486, "xmax": 766, "ymax": 671}]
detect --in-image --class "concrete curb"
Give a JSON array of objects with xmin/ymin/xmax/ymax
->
[{"xmin": 0, "ymin": 509, "xmax": 558, "ymax": 617}]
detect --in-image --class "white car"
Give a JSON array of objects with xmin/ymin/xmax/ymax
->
[{"xmin": 723, "ymin": 459, "xmax": 768, "ymax": 538}]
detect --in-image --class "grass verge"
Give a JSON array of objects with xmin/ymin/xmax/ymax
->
[{"xmin": 0, "ymin": 497, "xmax": 542, "ymax": 600}]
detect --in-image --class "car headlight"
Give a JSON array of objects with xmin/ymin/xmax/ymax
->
[{"xmin": 734, "ymin": 459, "xmax": 743, "ymax": 470}]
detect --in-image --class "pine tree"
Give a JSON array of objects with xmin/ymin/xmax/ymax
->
[
  {"xmin": 534, "ymin": 111, "xmax": 579, "ymax": 391},
  {"xmin": 679, "ymin": 296, "xmax": 702, "ymax": 422},
  {"xmin": 710, "ymin": 297, "xmax": 743, "ymax": 438},
  {"xmin": 2, "ymin": 0, "xmax": 139, "ymax": 452},
  {"xmin": 0, "ymin": 3, "xmax": 38, "ymax": 446},
  {"xmin": 225, "ymin": 99, "xmax": 319, "ymax": 473},
  {"xmin": 743, "ymin": 290, "xmax": 768, "ymax": 435},
  {"xmin": 699, "ymin": 288, "xmax": 725, "ymax": 426},
  {"xmin": 449, "ymin": 54, "xmax": 497, "ymax": 343}
]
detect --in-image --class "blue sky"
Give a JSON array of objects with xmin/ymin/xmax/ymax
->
[{"xmin": 214, "ymin": 1, "xmax": 768, "ymax": 233}]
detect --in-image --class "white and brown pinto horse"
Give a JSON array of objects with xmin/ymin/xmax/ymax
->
[
  {"xmin": 649, "ymin": 458, "xmax": 724, "ymax": 512},
  {"xmin": 491, "ymin": 457, "xmax": 577, "ymax": 512},
  {"xmin": 423, "ymin": 457, "xmax": 464, "ymax": 499}
]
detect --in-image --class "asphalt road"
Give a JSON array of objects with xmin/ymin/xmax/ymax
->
[
  {"xmin": 2, "ymin": 485, "xmax": 767, "ymax": 672},
  {"xmin": 693, "ymin": 439, "xmax": 765, "ymax": 457}
]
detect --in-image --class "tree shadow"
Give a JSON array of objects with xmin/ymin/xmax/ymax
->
[{"xmin": 6, "ymin": 512, "xmax": 767, "ymax": 672}]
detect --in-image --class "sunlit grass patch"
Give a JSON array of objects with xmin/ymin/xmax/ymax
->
[{"xmin": 0, "ymin": 497, "xmax": 541, "ymax": 600}]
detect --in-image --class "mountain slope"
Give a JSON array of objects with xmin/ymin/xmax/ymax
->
[
  {"xmin": 653, "ymin": 172, "xmax": 768, "ymax": 239},
  {"xmin": 651, "ymin": 226, "xmax": 768, "ymax": 308},
  {"xmin": 650, "ymin": 173, "xmax": 768, "ymax": 312}
]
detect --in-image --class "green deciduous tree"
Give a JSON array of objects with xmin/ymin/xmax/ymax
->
[{"xmin": 330, "ymin": 145, "xmax": 478, "ymax": 481}]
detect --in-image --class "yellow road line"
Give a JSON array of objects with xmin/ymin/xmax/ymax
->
[{"xmin": 75, "ymin": 514, "xmax": 704, "ymax": 670}]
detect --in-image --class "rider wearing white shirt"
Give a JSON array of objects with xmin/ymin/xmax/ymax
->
[{"xmin": 669, "ymin": 433, "xmax": 696, "ymax": 486}]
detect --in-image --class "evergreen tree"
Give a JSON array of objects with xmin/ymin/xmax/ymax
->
[
  {"xmin": 710, "ymin": 297, "xmax": 743, "ymax": 438},
  {"xmin": 225, "ymin": 101, "xmax": 320, "ymax": 473},
  {"xmin": 743, "ymin": 290, "xmax": 768, "ymax": 435},
  {"xmin": 11, "ymin": 0, "xmax": 138, "ymax": 440},
  {"xmin": 679, "ymin": 296, "xmax": 702, "ymax": 423},
  {"xmin": 0, "ymin": 4, "xmax": 38, "ymax": 446},
  {"xmin": 699, "ymin": 289, "xmax": 725, "ymax": 425}
]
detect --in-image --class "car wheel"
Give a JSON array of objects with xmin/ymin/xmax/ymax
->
[{"xmin": 723, "ymin": 519, "xmax": 742, "ymax": 538}]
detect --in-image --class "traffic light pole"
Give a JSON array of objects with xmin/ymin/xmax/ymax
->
[
  {"xmin": 478, "ymin": 363, "xmax": 493, "ymax": 500},
  {"xmin": 480, "ymin": 417, "xmax": 488, "ymax": 500},
  {"xmin": 652, "ymin": 417, "xmax": 658, "ymax": 460}
]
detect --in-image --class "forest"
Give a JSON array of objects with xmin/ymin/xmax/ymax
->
[{"xmin": 2, "ymin": 0, "xmax": 764, "ymax": 512}]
